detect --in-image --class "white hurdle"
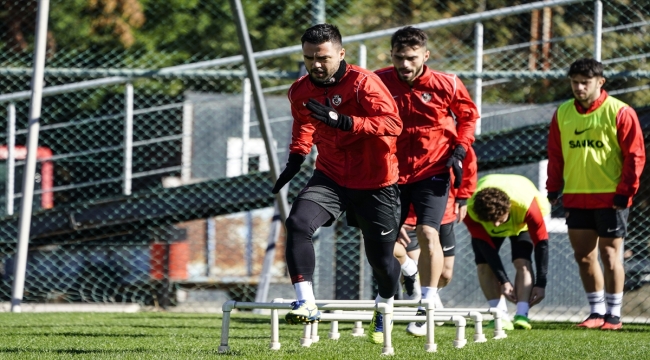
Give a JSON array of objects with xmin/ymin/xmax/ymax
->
[
  {"xmin": 271, "ymin": 298, "xmax": 437, "ymax": 352},
  {"xmin": 218, "ymin": 300, "xmax": 401, "ymax": 355},
  {"xmin": 217, "ymin": 299, "xmax": 505, "ymax": 356},
  {"xmin": 272, "ymin": 299, "xmax": 506, "ymax": 343}
]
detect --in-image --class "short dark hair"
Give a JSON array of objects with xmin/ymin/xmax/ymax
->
[
  {"xmin": 301, "ymin": 23, "xmax": 342, "ymax": 47},
  {"xmin": 472, "ymin": 187, "xmax": 510, "ymax": 222},
  {"xmin": 391, "ymin": 26, "xmax": 428, "ymax": 50},
  {"xmin": 568, "ymin": 58, "xmax": 604, "ymax": 78}
]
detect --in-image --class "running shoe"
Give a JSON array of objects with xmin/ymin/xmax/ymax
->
[
  {"xmin": 485, "ymin": 318, "xmax": 514, "ymax": 331},
  {"xmin": 368, "ymin": 310, "xmax": 386, "ymax": 344},
  {"xmin": 402, "ymin": 272, "xmax": 422, "ymax": 301},
  {"xmin": 513, "ymin": 314, "xmax": 532, "ymax": 330},
  {"xmin": 406, "ymin": 308, "xmax": 427, "ymax": 337},
  {"xmin": 600, "ymin": 314, "xmax": 622, "ymax": 330},
  {"xmin": 576, "ymin": 313, "xmax": 605, "ymax": 328},
  {"xmin": 284, "ymin": 300, "xmax": 321, "ymax": 325}
]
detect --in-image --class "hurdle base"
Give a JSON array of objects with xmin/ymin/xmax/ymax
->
[
  {"xmin": 425, "ymin": 343, "xmax": 437, "ymax": 352},
  {"xmin": 218, "ymin": 345, "xmax": 230, "ymax": 353},
  {"xmin": 493, "ymin": 330, "xmax": 507, "ymax": 339},
  {"xmin": 381, "ymin": 346, "xmax": 395, "ymax": 356},
  {"xmin": 328, "ymin": 332, "xmax": 340, "ymax": 340},
  {"xmin": 453, "ymin": 339, "xmax": 467, "ymax": 348},
  {"xmin": 473, "ymin": 333, "xmax": 487, "ymax": 343},
  {"xmin": 300, "ymin": 338, "xmax": 312, "ymax": 347},
  {"xmin": 269, "ymin": 342, "xmax": 281, "ymax": 350}
]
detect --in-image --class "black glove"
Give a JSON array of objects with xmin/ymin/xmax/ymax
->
[
  {"xmin": 455, "ymin": 198, "xmax": 467, "ymax": 207},
  {"xmin": 271, "ymin": 153, "xmax": 306, "ymax": 194},
  {"xmin": 613, "ymin": 194, "xmax": 629, "ymax": 209},
  {"xmin": 445, "ymin": 146, "xmax": 466, "ymax": 189},
  {"xmin": 547, "ymin": 191, "xmax": 559, "ymax": 203},
  {"xmin": 305, "ymin": 98, "xmax": 353, "ymax": 131}
]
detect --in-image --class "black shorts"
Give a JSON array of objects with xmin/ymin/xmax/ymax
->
[
  {"xmin": 471, "ymin": 231, "xmax": 533, "ymax": 264},
  {"xmin": 405, "ymin": 229, "xmax": 420, "ymax": 252},
  {"xmin": 404, "ymin": 222, "xmax": 455, "ymax": 256},
  {"xmin": 439, "ymin": 222, "xmax": 456, "ymax": 257},
  {"xmin": 296, "ymin": 170, "xmax": 401, "ymax": 242},
  {"xmin": 565, "ymin": 208, "xmax": 629, "ymax": 238},
  {"xmin": 398, "ymin": 173, "xmax": 450, "ymax": 231}
]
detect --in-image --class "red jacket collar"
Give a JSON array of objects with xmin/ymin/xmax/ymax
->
[
  {"xmin": 574, "ymin": 89, "xmax": 608, "ymax": 114},
  {"xmin": 389, "ymin": 65, "xmax": 433, "ymax": 88}
]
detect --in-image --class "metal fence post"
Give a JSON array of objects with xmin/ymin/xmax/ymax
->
[
  {"xmin": 242, "ymin": 78, "xmax": 251, "ymax": 174},
  {"xmin": 311, "ymin": 0, "xmax": 325, "ymax": 25},
  {"xmin": 474, "ymin": 22, "xmax": 484, "ymax": 135},
  {"xmin": 123, "ymin": 83, "xmax": 133, "ymax": 195},
  {"xmin": 359, "ymin": 44, "xmax": 367, "ymax": 69},
  {"xmin": 11, "ymin": 0, "xmax": 50, "ymax": 313},
  {"xmin": 181, "ymin": 101, "xmax": 193, "ymax": 183},
  {"xmin": 228, "ymin": 0, "xmax": 291, "ymax": 223},
  {"xmin": 6, "ymin": 103, "xmax": 15, "ymax": 215},
  {"xmin": 594, "ymin": 0, "xmax": 603, "ymax": 61}
]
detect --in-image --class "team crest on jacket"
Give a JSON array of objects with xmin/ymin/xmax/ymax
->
[
  {"xmin": 421, "ymin": 93, "xmax": 432, "ymax": 103},
  {"xmin": 331, "ymin": 94, "xmax": 342, "ymax": 106}
]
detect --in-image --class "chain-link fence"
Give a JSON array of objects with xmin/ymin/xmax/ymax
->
[{"xmin": 0, "ymin": 0, "xmax": 648, "ymax": 322}]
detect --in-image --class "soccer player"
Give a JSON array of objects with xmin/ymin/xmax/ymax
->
[
  {"xmin": 397, "ymin": 146, "xmax": 477, "ymax": 335},
  {"xmin": 546, "ymin": 58, "xmax": 645, "ymax": 330},
  {"xmin": 464, "ymin": 174, "xmax": 550, "ymax": 330},
  {"xmin": 271, "ymin": 24, "xmax": 403, "ymax": 344},
  {"xmin": 376, "ymin": 26, "xmax": 479, "ymax": 336}
]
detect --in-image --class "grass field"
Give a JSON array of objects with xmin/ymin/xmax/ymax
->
[{"xmin": 0, "ymin": 312, "xmax": 649, "ymax": 359}]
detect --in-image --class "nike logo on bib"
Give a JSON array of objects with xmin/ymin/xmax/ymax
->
[
  {"xmin": 381, "ymin": 229, "xmax": 394, "ymax": 236},
  {"xmin": 574, "ymin": 127, "xmax": 592, "ymax": 135},
  {"xmin": 491, "ymin": 228, "xmax": 507, "ymax": 234}
]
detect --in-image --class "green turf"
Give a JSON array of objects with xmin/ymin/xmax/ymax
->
[{"xmin": 0, "ymin": 312, "xmax": 648, "ymax": 359}]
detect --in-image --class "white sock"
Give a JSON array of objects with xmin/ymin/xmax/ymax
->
[
  {"xmin": 516, "ymin": 302, "xmax": 529, "ymax": 317},
  {"xmin": 587, "ymin": 290, "xmax": 606, "ymax": 315},
  {"xmin": 488, "ymin": 298, "xmax": 509, "ymax": 318},
  {"xmin": 419, "ymin": 286, "xmax": 437, "ymax": 310},
  {"xmin": 375, "ymin": 294, "xmax": 394, "ymax": 306},
  {"xmin": 294, "ymin": 281, "xmax": 315, "ymax": 302},
  {"xmin": 400, "ymin": 257, "xmax": 418, "ymax": 277},
  {"xmin": 422, "ymin": 286, "xmax": 438, "ymax": 300},
  {"xmin": 605, "ymin": 292, "xmax": 623, "ymax": 317}
]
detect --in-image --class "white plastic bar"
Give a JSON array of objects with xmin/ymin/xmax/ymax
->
[
  {"xmin": 6, "ymin": 103, "xmax": 16, "ymax": 215},
  {"xmin": 594, "ymin": 0, "xmax": 603, "ymax": 61},
  {"xmin": 351, "ymin": 320, "xmax": 364, "ymax": 336},
  {"xmin": 474, "ymin": 22, "xmax": 484, "ymax": 135},
  {"xmin": 270, "ymin": 309, "xmax": 280, "ymax": 350},
  {"xmin": 11, "ymin": 0, "xmax": 50, "ymax": 313},
  {"xmin": 359, "ymin": 44, "xmax": 367, "ymax": 69},
  {"xmin": 123, "ymin": 83, "xmax": 133, "ymax": 196}
]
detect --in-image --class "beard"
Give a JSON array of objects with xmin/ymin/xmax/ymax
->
[{"xmin": 309, "ymin": 64, "xmax": 340, "ymax": 85}]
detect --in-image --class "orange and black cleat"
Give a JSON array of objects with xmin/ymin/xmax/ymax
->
[
  {"xmin": 600, "ymin": 314, "xmax": 622, "ymax": 330},
  {"xmin": 576, "ymin": 313, "xmax": 605, "ymax": 328}
]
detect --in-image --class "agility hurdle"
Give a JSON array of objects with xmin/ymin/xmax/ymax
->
[
  {"xmin": 272, "ymin": 298, "xmax": 506, "ymax": 343},
  {"xmin": 218, "ymin": 300, "xmax": 403, "ymax": 355}
]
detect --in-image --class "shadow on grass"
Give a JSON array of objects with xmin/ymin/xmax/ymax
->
[
  {"xmin": 14, "ymin": 332, "xmax": 154, "ymax": 338},
  {"xmin": 112, "ymin": 315, "xmax": 220, "ymax": 320},
  {"xmin": 128, "ymin": 324, "xmax": 220, "ymax": 330},
  {"xmin": 533, "ymin": 322, "xmax": 650, "ymax": 333},
  {"xmin": 0, "ymin": 348, "xmax": 151, "ymax": 354}
]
